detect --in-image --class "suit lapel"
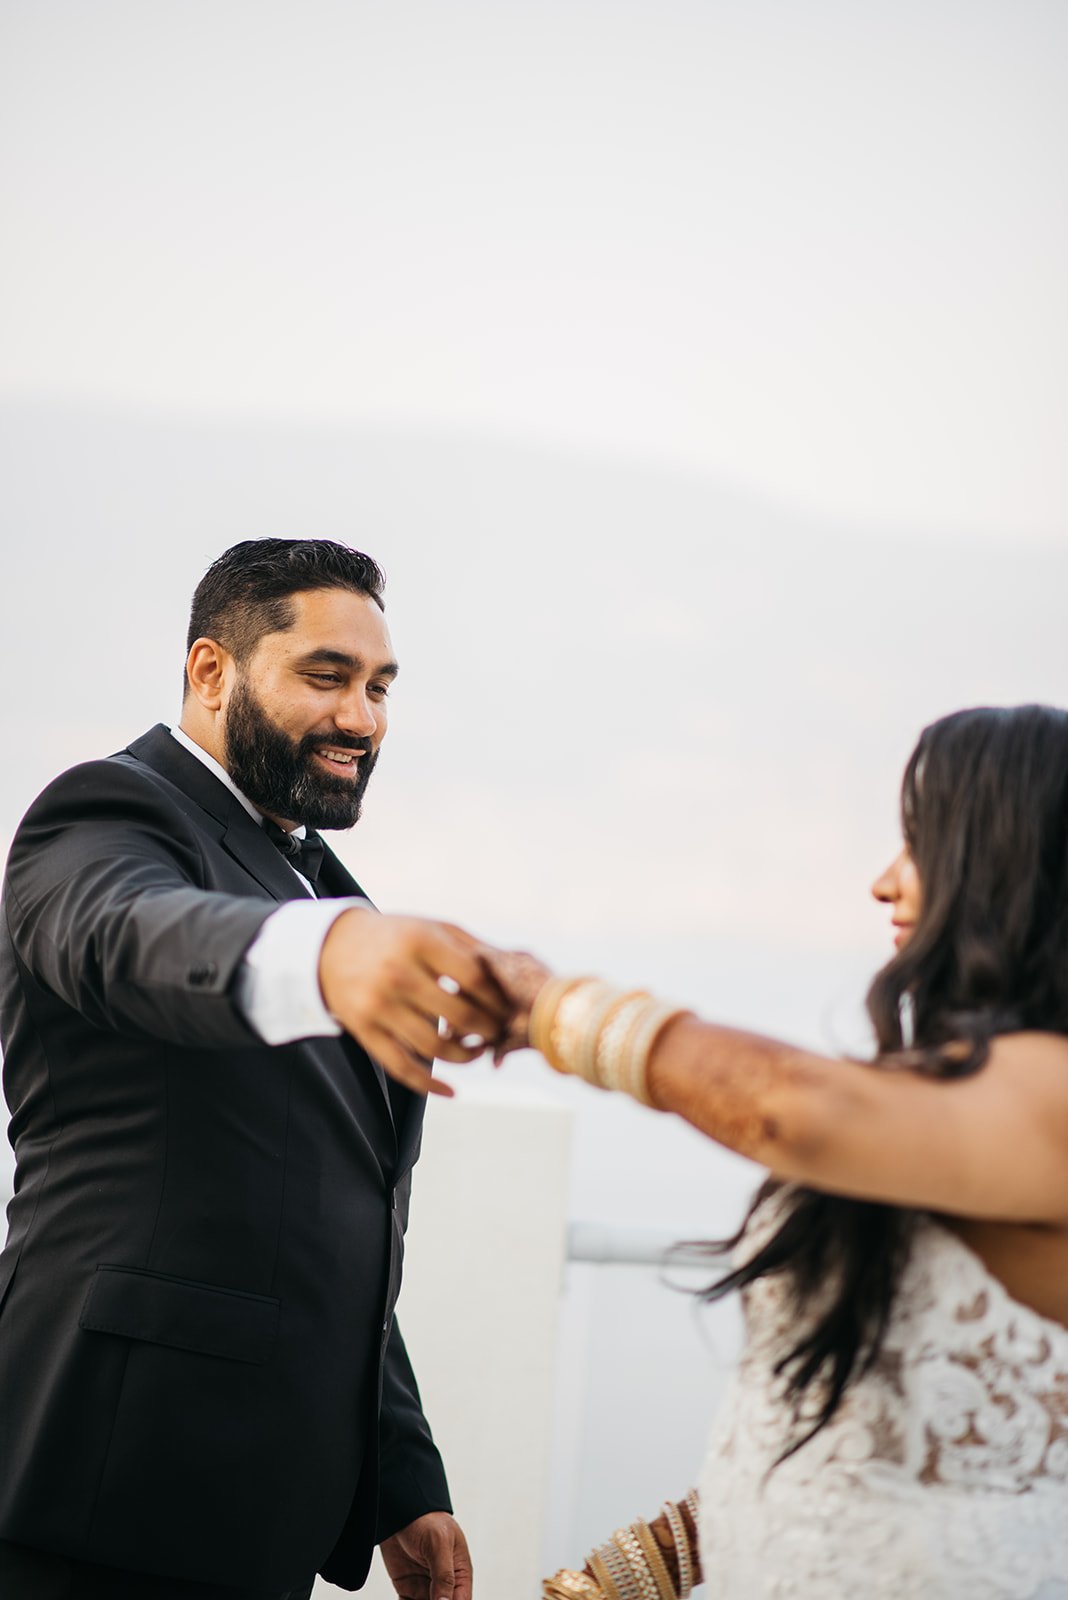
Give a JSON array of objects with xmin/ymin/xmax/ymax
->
[
  {"xmin": 125, "ymin": 725, "xmax": 310, "ymax": 905},
  {"xmin": 316, "ymin": 843, "xmax": 373, "ymax": 904},
  {"xmin": 219, "ymin": 806, "xmax": 313, "ymax": 904},
  {"xmin": 316, "ymin": 841, "xmax": 399, "ymax": 1129},
  {"xmin": 320, "ymin": 839, "xmax": 428, "ymax": 1166}
]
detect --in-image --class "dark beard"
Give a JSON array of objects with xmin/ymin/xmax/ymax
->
[{"xmin": 224, "ymin": 678, "xmax": 379, "ymax": 830}]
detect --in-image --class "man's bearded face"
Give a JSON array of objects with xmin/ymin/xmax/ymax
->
[{"xmin": 224, "ymin": 674, "xmax": 379, "ymax": 829}]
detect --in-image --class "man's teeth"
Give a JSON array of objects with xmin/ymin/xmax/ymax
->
[{"xmin": 320, "ymin": 749, "xmax": 358, "ymax": 764}]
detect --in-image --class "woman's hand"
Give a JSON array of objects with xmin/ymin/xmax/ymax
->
[{"xmin": 480, "ymin": 947, "xmax": 554, "ymax": 1062}]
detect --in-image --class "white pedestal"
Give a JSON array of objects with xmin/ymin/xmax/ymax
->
[{"xmin": 316, "ymin": 1090, "xmax": 573, "ymax": 1597}]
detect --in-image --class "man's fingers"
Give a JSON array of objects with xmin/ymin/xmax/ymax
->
[
  {"xmin": 433, "ymin": 1035, "xmax": 488, "ymax": 1065},
  {"xmin": 366, "ymin": 942, "xmax": 504, "ymax": 1039},
  {"xmin": 440, "ymin": 925, "xmax": 514, "ymax": 1001},
  {"xmin": 368, "ymin": 1033, "xmax": 454, "ymax": 1099},
  {"xmin": 432, "ymin": 986, "xmax": 503, "ymax": 1044},
  {"xmin": 419, "ymin": 933, "xmax": 511, "ymax": 1023},
  {"xmin": 324, "ymin": 912, "xmax": 521, "ymax": 1081},
  {"xmin": 427, "ymin": 1528, "xmax": 457, "ymax": 1600},
  {"xmin": 401, "ymin": 969, "xmax": 503, "ymax": 1047},
  {"xmin": 396, "ymin": 1009, "xmax": 485, "ymax": 1067},
  {"xmin": 440, "ymin": 1523, "xmax": 473, "ymax": 1600},
  {"xmin": 375, "ymin": 1011, "xmax": 482, "ymax": 1075}
]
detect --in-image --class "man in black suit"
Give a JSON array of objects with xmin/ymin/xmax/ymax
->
[{"xmin": 0, "ymin": 539, "xmax": 507, "ymax": 1599}]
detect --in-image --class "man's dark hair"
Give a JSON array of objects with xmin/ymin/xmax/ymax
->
[{"xmin": 184, "ymin": 539, "xmax": 386, "ymax": 696}]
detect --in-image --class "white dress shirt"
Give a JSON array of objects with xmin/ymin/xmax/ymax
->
[{"xmin": 169, "ymin": 726, "xmax": 367, "ymax": 1044}]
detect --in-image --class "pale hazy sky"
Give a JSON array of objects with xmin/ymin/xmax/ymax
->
[{"xmin": 2, "ymin": 0, "xmax": 1066, "ymax": 540}]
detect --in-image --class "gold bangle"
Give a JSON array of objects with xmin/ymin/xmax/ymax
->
[
  {"xmin": 594, "ymin": 993, "xmax": 652, "ymax": 1092},
  {"xmin": 611, "ymin": 1529, "xmax": 659, "ymax": 1600},
  {"xmin": 622, "ymin": 1002, "xmax": 690, "ymax": 1107},
  {"xmin": 530, "ymin": 976, "xmax": 596, "ymax": 1068},
  {"xmin": 594, "ymin": 1540, "xmax": 639, "ymax": 1600},
  {"xmin": 634, "ymin": 1520, "xmax": 676, "ymax": 1600},
  {"xmin": 601, "ymin": 998, "xmax": 652, "ymax": 1100},
  {"xmin": 551, "ymin": 981, "xmax": 614, "ymax": 1081},
  {"xmin": 661, "ymin": 1500, "xmax": 693, "ymax": 1599},
  {"xmin": 529, "ymin": 975, "xmax": 691, "ymax": 1112},
  {"xmin": 544, "ymin": 1572, "xmax": 605, "ymax": 1600},
  {"xmin": 592, "ymin": 995, "xmax": 689, "ymax": 1106},
  {"xmin": 575, "ymin": 988, "xmax": 635, "ymax": 1085},
  {"xmin": 588, "ymin": 1549, "xmax": 626, "ymax": 1600},
  {"xmin": 682, "ymin": 1491, "xmax": 701, "ymax": 1587}
]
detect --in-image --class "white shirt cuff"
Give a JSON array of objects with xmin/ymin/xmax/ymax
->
[{"xmin": 235, "ymin": 897, "xmax": 370, "ymax": 1044}]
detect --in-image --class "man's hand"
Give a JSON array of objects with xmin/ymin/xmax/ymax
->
[
  {"xmin": 320, "ymin": 911, "xmax": 509, "ymax": 1096},
  {"xmin": 379, "ymin": 1511, "xmax": 473, "ymax": 1600}
]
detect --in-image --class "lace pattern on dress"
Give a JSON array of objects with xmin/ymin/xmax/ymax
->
[{"xmin": 699, "ymin": 1211, "xmax": 1068, "ymax": 1599}]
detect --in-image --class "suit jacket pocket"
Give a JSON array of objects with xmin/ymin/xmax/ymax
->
[{"xmin": 79, "ymin": 1264, "xmax": 280, "ymax": 1365}]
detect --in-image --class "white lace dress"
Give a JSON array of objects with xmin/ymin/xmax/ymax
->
[{"xmin": 699, "ymin": 1213, "xmax": 1068, "ymax": 1598}]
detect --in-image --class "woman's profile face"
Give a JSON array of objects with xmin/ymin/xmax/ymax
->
[{"xmin": 872, "ymin": 848, "xmax": 922, "ymax": 949}]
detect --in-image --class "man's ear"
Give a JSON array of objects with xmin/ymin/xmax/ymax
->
[{"xmin": 185, "ymin": 637, "xmax": 233, "ymax": 711}]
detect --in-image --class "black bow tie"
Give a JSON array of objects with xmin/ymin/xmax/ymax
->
[{"xmin": 262, "ymin": 818, "xmax": 325, "ymax": 886}]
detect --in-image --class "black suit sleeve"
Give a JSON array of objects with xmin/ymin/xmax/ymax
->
[
  {"xmin": 3, "ymin": 760, "xmax": 271, "ymax": 1048},
  {"xmin": 375, "ymin": 1164, "xmax": 451, "ymax": 1541},
  {"xmin": 375, "ymin": 1318, "xmax": 452, "ymax": 1541}
]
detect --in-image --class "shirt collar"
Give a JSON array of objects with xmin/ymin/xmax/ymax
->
[{"xmin": 168, "ymin": 725, "xmax": 307, "ymax": 841}]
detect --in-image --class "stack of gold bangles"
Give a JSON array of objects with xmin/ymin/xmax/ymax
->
[
  {"xmin": 543, "ymin": 1491, "xmax": 700, "ymax": 1600},
  {"xmin": 529, "ymin": 978, "xmax": 690, "ymax": 1107}
]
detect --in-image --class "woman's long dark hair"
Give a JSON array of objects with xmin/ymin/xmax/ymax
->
[{"xmin": 698, "ymin": 705, "xmax": 1068, "ymax": 1453}]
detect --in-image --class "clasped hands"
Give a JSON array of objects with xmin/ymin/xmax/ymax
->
[{"xmin": 319, "ymin": 908, "xmax": 549, "ymax": 1096}]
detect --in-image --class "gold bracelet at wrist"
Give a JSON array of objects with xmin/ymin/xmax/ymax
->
[
  {"xmin": 587, "ymin": 1550, "xmax": 624, "ymax": 1600},
  {"xmin": 661, "ymin": 1499, "xmax": 693, "ymax": 1599},
  {"xmin": 551, "ymin": 981, "xmax": 616, "ymax": 1084},
  {"xmin": 611, "ymin": 1528, "xmax": 660, "ymax": 1600},
  {"xmin": 594, "ymin": 996, "xmax": 689, "ymax": 1106},
  {"xmin": 530, "ymin": 976, "xmax": 596, "ymax": 1069},
  {"xmin": 528, "ymin": 973, "xmax": 690, "ymax": 1111},
  {"xmin": 576, "ymin": 988, "xmax": 643, "ymax": 1086},
  {"xmin": 594, "ymin": 993, "xmax": 651, "ymax": 1091},
  {"xmin": 623, "ymin": 1001, "xmax": 690, "ymax": 1107},
  {"xmin": 594, "ymin": 1539, "xmax": 638, "ymax": 1600},
  {"xmin": 543, "ymin": 1571, "xmax": 605, "ymax": 1600},
  {"xmin": 634, "ymin": 1520, "xmax": 676, "ymax": 1600}
]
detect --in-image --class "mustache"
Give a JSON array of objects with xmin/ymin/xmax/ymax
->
[{"xmin": 300, "ymin": 733, "xmax": 374, "ymax": 756}]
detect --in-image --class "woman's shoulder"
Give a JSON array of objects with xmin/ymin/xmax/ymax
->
[
  {"xmin": 981, "ymin": 1031, "xmax": 1068, "ymax": 1120},
  {"xmin": 987, "ymin": 1030, "xmax": 1068, "ymax": 1070}
]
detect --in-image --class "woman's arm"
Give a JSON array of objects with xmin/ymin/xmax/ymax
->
[
  {"xmin": 648, "ymin": 1017, "xmax": 1068, "ymax": 1223},
  {"xmin": 487, "ymin": 952, "xmax": 1068, "ymax": 1224}
]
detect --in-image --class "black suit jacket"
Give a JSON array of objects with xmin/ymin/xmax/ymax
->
[{"xmin": 0, "ymin": 725, "xmax": 450, "ymax": 1591}]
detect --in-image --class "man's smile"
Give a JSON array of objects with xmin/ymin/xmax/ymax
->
[{"xmin": 314, "ymin": 746, "xmax": 365, "ymax": 775}]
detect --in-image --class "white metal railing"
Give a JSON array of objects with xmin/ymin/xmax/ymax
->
[{"xmin": 566, "ymin": 1221, "xmax": 692, "ymax": 1266}]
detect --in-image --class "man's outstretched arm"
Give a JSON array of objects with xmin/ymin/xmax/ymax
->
[
  {"xmin": 5, "ymin": 760, "xmax": 508, "ymax": 1076},
  {"xmin": 4, "ymin": 760, "xmax": 272, "ymax": 1049}
]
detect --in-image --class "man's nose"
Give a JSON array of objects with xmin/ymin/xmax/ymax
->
[{"xmin": 333, "ymin": 688, "xmax": 379, "ymax": 738}]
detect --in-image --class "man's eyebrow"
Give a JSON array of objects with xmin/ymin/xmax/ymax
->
[{"xmin": 294, "ymin": 649, "xmax": 399, "ymax": 678}]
